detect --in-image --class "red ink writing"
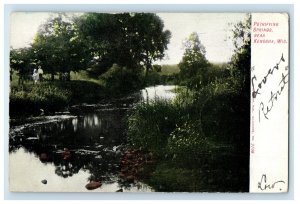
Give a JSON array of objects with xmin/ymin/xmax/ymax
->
[{"xmin": 253, "ymin": 21, "xmax": 287, "ymax": 44}]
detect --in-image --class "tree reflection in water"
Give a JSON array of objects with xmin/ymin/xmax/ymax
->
[
  {"xmin": 9, "ymin": 87, "xmax": 176, "ymax": 191},
  {"xmin": 9, "ymin": 110, "xmax": 127, "ymax": 184}
]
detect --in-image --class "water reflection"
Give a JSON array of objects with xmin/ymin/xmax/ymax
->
[
  {"xmin": 9, "ymin": 85, "xmax": 176, "ymax": 192},
  {"xmin": 9, "ymin": 111, "xmax": 153, "ymax": 192},
  {"xmin": 141, "ymin": 85, "xmax": 176, "ymax": 102},
  {"xmin": 9, "ymin": 147, "xmax": 153, "ymax": 192},
  {"xmin": 72, "ymin": 118, "xmax": 78, "ymax": 132}
]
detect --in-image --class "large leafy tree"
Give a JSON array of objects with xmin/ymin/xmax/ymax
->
[
  {"xmin": 75, "ymin": 13, "xmax": 171, "ymax": 79},
  {"xmin": 130, "ymin": 13, "xmax": 171, "ymax": 78},
  {"xmin": 229, "ymin": 14, "xmax": 251, "ymax": 93},
  {"xmin": 10, "ymin": 47, "xmax": 35, "ymax": 84},
  {"xmin": 178, "ymin": 32, "xmax": 210, "ymax": 90},
  {"xmin": 32, "ymin": 14, "xmax": 90, "ymax": 80}
]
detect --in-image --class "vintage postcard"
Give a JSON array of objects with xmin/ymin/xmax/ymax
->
[{"xmin": 8, "ymin": 12, "xmax": 289, "ymax": 192}]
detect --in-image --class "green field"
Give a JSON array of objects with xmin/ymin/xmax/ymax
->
[{"xmin": 160, "ymin": 64, "xmax": 180, "ymax": 75}]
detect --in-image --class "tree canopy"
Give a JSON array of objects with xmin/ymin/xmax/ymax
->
[
  {"xmin": 10, "ymin": 13, "xmax": 171, "ymax": 82},
  {"xmin": 229, "ymin": 14, "xmax": 251, "ymax": 93},
  {"xmin": 32, "ymin": 14, "xmax": 90, "ymax": 80},
  {"xmin": 178, "ymin": 32, "xmax": 210, "ymax": 89},
  {"xmin": 10, "ymin": 47, "xmax": 33, "ymax": 75},
  {"xmin": 75, "ymin": 13, "xmax": 171, "ymax": 78}
]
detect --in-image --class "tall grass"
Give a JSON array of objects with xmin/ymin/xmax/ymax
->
[
  {"xmin": 127, "ymin": 100, "xmax": 183, "ymax": 154},
  {"xmin": 127, "ymin": 77, "xmax": 249, "ymax": 192}
]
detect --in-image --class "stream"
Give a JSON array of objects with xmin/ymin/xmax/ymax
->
[{"xmin": 9, "ymin": 85, "xmax": 176, "ymax": 192}]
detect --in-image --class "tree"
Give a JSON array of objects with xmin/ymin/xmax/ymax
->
[
  {"xmin": 10, "ymin": 47, "xmax": 35, "ymax": 85},
  {"xmin": 75, "ymin": 13, "xmax": 171, "ymax": 80},
  {"xmin": 129, "ymin": 13, "xmax": 171, "ymax": 79},
  {"xmin": 227, "ymin": 14, "xmax": 251, "ymax": 164},
  {"xmin": 178, "ymin": 32, "xmax": 210, "ymax": 90},
  {"xmin": 32, "ymin": 14, "xmax": 90, "ymax": 80},
  {"xmin": 229, "ymin": 14, "xmax": 251, "ymax": 93}
]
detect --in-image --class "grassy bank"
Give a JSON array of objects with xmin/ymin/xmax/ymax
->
[
  {"xmin": 10, "ymin": 69, "xmax": 133, "ymax": 117},
  {"xmin": 9, "ymin": 80, "xmax": 106, "ymax": 117},
  {"xmin": 9, "ymin": 65, "xmax": 180, "ymax": 118},
  {"xmin": 127, "ymin": 80, "xmax": 249, "ymax": 192}
]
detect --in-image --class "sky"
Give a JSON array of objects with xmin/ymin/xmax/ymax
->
[{"xmin": 10, "ymin": 12, "xmax": 247, "ymax": 64}]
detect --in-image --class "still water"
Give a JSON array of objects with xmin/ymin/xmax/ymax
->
[{"xmin": 9, "ymin": 85, "xmax": 176, "ymax": 192}]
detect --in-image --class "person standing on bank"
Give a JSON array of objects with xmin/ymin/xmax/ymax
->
[
  {"xmin": 38, "ymin": 66, "xmax": 44, "ymax": 82},
  {"xmin": 33, "ymin": 68, "xmax": 39, "ymax": 84}
]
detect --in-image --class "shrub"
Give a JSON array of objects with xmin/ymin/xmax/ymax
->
[
  {"xmin": 99, "ymin": 64, "xmax": 143, "ymax": 95},
  {"xmin": 10, "ymin": 84, "xmax": 71, "ymax": 116},
  {"xmin": 145, "ymin": 70, "xmax": 162, "ymax": 86},
  {"xmin": 166, "ymin": 121, "xmax": 213, "ymax": 167},
  {"xmin": 200, "ymin": 90, "xmax": 249, "ymax": 154}
]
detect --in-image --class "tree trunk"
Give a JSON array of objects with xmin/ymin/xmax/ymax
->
[
  {"xmin": 144, "ymin": 52, "xmax": 151, "ymax": 84},
  {"xmin": 59, "ymin": 72, "xmax": 63, "ymax": 81},
  {"xmin": 145, "ymin": 63, "xmax": 151, "ymax": 84},
  {"xmin": 67, "ymin": 71, "xmax": 71, "ymax": 81},
  {"xmin": 51, "ymin": 72, "xmax": 55, "ymax": 81},
  {"xmin": 18, "ymin": 76, "xmax": 24, "ymax": 85}
]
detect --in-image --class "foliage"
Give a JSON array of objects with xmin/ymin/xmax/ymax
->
[
  {"xmin": 69, "ymin": 70, "xmax": 102, "ymax": 85},
  {"xmin": 144, "ymin": 70, "xmax": 162, "ymax": 86},
  {"xmin": 32, "ymin": 14, "xmax": 90, "ymax": 80},
  {"xmin": 128, "ymin": 16, "xmax": 251, "ymax": 191},
  {"xmin": 9, "ymin": 79, "xmax": 107, "ymax": 117},
  {"xmin": 53, "ymin": 80, "xmax": 106, "ymax": 104},
  {"xmin": 99, "ymin": 64, "xmax": 143, "ymax": 95},
  {"xmin": 144, "ymin": 64, "xmax": 180, "ymax": 86},
  {"xmin": 149, "ymin": 154, "xmax": 248, "ymax": 192},
  {"xmin": 148, "ymin": 163, "xmax": 203, "ymax": 192},
  {"xmin": 166, "ymin": 120, "xmax": 213, "ymax": 167},
  {"xmin": 76, "ymin": 13, "xmax": 171, "ymax": 79},
  {"xmin": 229, "ymin": 14, "xmax": 251, "ymax": 93},
  {"xmin": 98, "ymin": 63, "xmax": 177, "ymax": 93},
  {"xmin": 152, "ymin": 64, "xmax": 162, "ymax": 73},
  {"xmin": 10, "ymin": 47, "xmax": 35, "ymax": 84},
  {"xmin": 10, "ymin": 84, "xmax": 71, "ymax": 116},
  {"xmin": 10, "ymin": 13, "xmax": 171, "ymax": 83},
  {"xmin": 127, "ymin": 100, "xmax": 182, "ymax": 154},
  {"xmin": 129, "ymin": 82, "xmax": 249, "ymax": 191},
  {"xmin": 178, "ymin": 32, "xmax": 211, "ymax": 90},
  {"xmin": 200, "ymin": 91, "xmax": 249, "ymax": 154},
  {"xmin": 159, "ymin": 64, "xmax": 180, "ymax": 76}
]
